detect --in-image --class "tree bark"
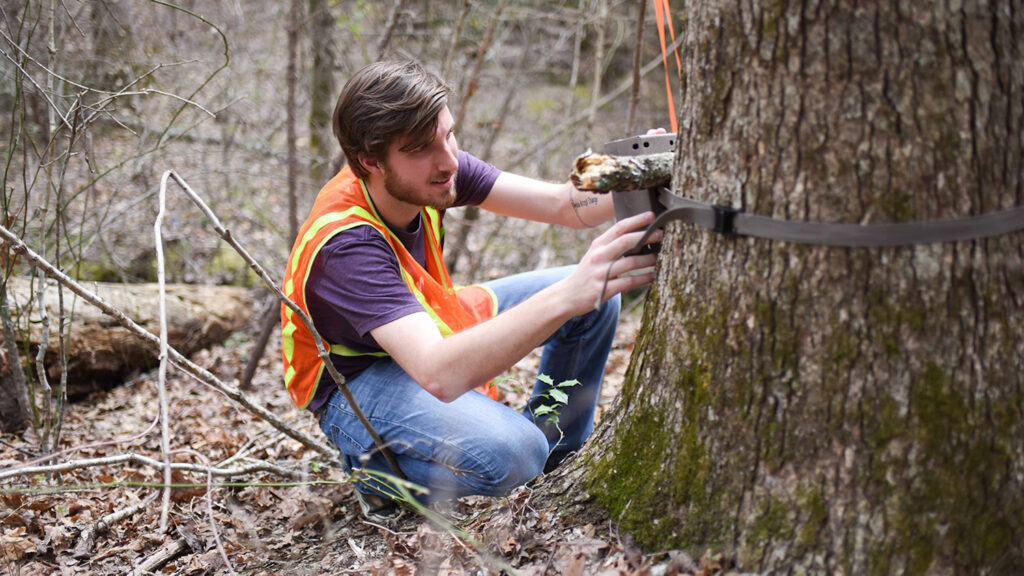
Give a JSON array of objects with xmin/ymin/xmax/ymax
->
[
  {"xmin": 563, "ymin": 0, "xmax": 1024, "ymax": 573},
  {"xmin": 308, "ymin": 0, "xmax": 336, "ymax": 186},
  {"xmin": 1, "ymin": 277, "xmax": 254, "ymax": 398},
  {"xmin": 0, "ymin": 292, "xmax": 30, "ymax": 432}
]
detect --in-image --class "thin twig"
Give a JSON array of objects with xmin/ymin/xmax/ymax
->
[
  {"xmin": 173, "ymin": 448, "xmax": 236, "ymax": 575},
  {"xmin": 216, "ymin": 429, "xmax": 284, "ymax": 469},
  {"xmin": 49, "ymin": 97, "xmax": 82, "ymax": 455},
  {"xmin": 0, "ymin": 438, "xmax": 37, "ymax": 458},
  {"xmin": 0, "ymin": 452, "xmax": 309, "ymax": 483},
  {"xmin": 147, "ymin": 0, "xmax": 231, "ymax": 147},
  {"xmin": 155, "ymin": 171, "xmax": 174, "ymax": 532},
  {"xmin": 162, "ymin": 171, "xmax": 404, "ymax": 480},
  {"xmin": 0, "ymin": 44, "xmax": 71, "ymax": 130},
  {"xmin": 8, "ymin": 411, "xmax": 159, "ymax": 471},
  {"xmin": 74, "ymin": 492, "xmax": 159, "ymax": 557}
]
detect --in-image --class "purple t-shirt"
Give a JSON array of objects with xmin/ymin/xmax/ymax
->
[{"xmin": 305, "ymin": 151, "xmax": 500, "ymax": 412}]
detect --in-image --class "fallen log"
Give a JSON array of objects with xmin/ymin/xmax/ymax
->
[
  {"xmin": 1, "ymin": 276, "xmax": 255, "ymax": 397},
  {"xmin": 570, "ymin": 150, "xmax": 673, "ymax": 192}
]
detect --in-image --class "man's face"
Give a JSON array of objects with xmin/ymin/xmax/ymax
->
[{"xmin": 377, "ymin": 106, "xmax": 459, "ymax": 211}]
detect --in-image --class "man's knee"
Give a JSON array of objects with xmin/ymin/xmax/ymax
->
[{"xmin": 477, "ymin": 423, "xmax": 549, "ymax": 494}]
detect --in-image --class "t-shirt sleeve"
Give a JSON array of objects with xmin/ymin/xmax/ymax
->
[
  {"xmin": 455, "ymin": 150, "xmax": 501, "ymax": 207},
  {"xmin": 306, "ymin": 227, "xmax": 425, "ymax": 339}
]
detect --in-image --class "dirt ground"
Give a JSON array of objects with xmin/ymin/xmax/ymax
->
[{"xmin": 0, "ymin": 302, "xmax": 726, "ymax": 575}]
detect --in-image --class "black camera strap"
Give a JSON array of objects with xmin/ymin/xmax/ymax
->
[{"xmin": 624, "ymin": 187, "xmax": 1024, "ymax": 255}]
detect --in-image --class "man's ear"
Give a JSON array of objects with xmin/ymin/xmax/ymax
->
[{"xmin": 359, "ymin": 155, "xmax": 383, "ymax": 175}]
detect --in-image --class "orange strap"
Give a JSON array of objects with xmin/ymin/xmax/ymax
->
[{"xmin": 653, "ymin": 0, "xmax": 682, "ymax": 133}]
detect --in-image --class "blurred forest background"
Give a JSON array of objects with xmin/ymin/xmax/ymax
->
[
  {"xmin": 3, "ymin": 0, "xmax": 675, "ymax": 291},
  {"xmin": 1, "ymin": 1, "xmax": 689, "ymax": 574}
]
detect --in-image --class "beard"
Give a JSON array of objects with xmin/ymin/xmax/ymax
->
[{"xmin": 382, "ymin": 165, "xmax": 458, "ymax": 211}]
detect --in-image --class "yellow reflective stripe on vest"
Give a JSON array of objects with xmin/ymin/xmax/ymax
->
[
  {"xmin": 422, "ymin": 208, "xmax": 449, "ymax": 280},
  {"xmin": 289, "ymin": 206, "xmax": 376, "ymax": 274},
  {"xmin": 328, "ymin": 343, "xmax": 390, "ymax": 357},
  {"xmin": 282, "ymin": 217, "xmax": 379, "ymax": 366}
]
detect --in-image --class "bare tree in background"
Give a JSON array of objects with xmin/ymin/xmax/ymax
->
[{"xmin": 308, "ymin": 0, "xmax": 336, "ymax": 186}]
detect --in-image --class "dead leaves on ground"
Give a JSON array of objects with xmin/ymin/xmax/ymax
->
[{"xmin": 0, "ymin": 313, "xmax": 732, "ymax": 575}]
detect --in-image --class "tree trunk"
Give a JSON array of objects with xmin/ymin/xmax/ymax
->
[
  {"xmin": 0, "ymin": 291, "xmax": 30, "ymax": 432},
  {"xmin": 562, "ymin": 0, "xmax": 1024, "ymax": 573},
  {"xmin": 308, "ymin": 0, "xmax": 336, "ymax": 186}
]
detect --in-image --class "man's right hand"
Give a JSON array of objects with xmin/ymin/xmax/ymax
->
[{"xmin": 560, "ymin": 211, "xmax": 662, "ymax": 315}]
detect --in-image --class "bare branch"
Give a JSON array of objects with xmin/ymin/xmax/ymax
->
[
  {"xmin": 441, "ymin": 0, "xmax": 471, "ymax": 78},
  {"xmin": 375, "ymin": 0, "xmax": 408, "ymax": 61},
  {"xmin": 155, "ymin": 171, "xmax": 174, "ymax": 532},
  {"xmin": 136, "ymin": 538, "xmax": 189, "ymax": 574},
  {"xmin": 627, "ymin": 0, "xmax": 647, "ymax": 134},
  {"xmin": 74, "ymin": 492, "xmax": 159, "ymax": 557},
  {"xmin": 161, "ymin": 171, "xmax": 404, "ymax": 479},
  {"xmin": 454, "ymin": 0, "xmax": 507, "ymax": 138},
  {"xmin": 0, "ymin": 44, "xmax": 72, "ymax": 130},
  {"xmin": 570, "ymin": 150, "xmax": 673, "ymax": 191},
  {"xmin": 0, "ymin": 452, "xmax": 312, "ymax": 483}
]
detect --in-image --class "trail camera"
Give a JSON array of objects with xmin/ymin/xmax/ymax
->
[
  {"xmin": 603, "ymin": 133, "xmax": 675, "ymax": 253},
  {"xmin": 602, "ymin": 133, "xmax": 676, "ymax": 221}
]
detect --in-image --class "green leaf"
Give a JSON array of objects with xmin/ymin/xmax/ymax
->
[
  {"xmin": 549, "ymin": 388, "xmax": 569, "ymax": 404},
  {"xmin": 537, "ymin": 373, "xmax": 554, "ymax": 386},
  {"xmin": 557, "ymin": 379, "xmax": 581, "ymax": 388},
  {"xmin": 533, "ymin": 405, "xmax": 555, "ymax": 417}
]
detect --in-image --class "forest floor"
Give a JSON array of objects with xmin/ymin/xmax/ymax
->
[{"xmin": 0, "ymin": 302, "xmax": 725, "ymax": 576}]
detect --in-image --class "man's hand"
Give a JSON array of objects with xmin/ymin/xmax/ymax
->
[{"xmin": 559, "ymin": 211, "xmax": 661, "ymax": 315}]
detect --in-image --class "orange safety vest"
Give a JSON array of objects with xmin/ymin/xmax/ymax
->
[{"xmin": 280, "ymin": 166, "xmax": 499, "ymax": 409}]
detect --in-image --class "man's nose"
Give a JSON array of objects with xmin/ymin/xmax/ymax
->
[{"xmin": 437, "ymin": 140, "xmax": 458, "ymax": 172}]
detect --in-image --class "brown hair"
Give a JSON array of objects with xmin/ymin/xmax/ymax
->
[{"xmin": 332, "ymin": 60, "xmax": 452, "ymax": 179}]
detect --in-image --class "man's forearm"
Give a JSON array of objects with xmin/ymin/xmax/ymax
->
[
  {"xmin": 373, "ymin": 279, "xmax": 578, "ymax": 402},
  {"xmin": 480, "ymin": 173, "xmax": 614, "ymax": 229}
]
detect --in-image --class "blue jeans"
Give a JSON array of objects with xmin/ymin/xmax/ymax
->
[{"xmin": 317, "ymin": 265, "xmax": 621, "ymax": 501}]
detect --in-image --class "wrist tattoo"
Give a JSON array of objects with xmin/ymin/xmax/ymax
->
[
  {"xmin": 569, "ymin": 187, "xmax": 599, "ymax": 228},
  {"xmin": 571, "ymin": 196, "xmax": 599, "ymax": 210}
]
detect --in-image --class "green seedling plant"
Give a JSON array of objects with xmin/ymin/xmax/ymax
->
[{"xmin": 530, "ymin": 375, "xmax": 581, "ymax": 457}]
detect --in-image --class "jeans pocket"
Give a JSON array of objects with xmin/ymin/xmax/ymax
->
[{"xmin": 319, "ymin": 404, "xmax": 374, "ymax": 457}]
